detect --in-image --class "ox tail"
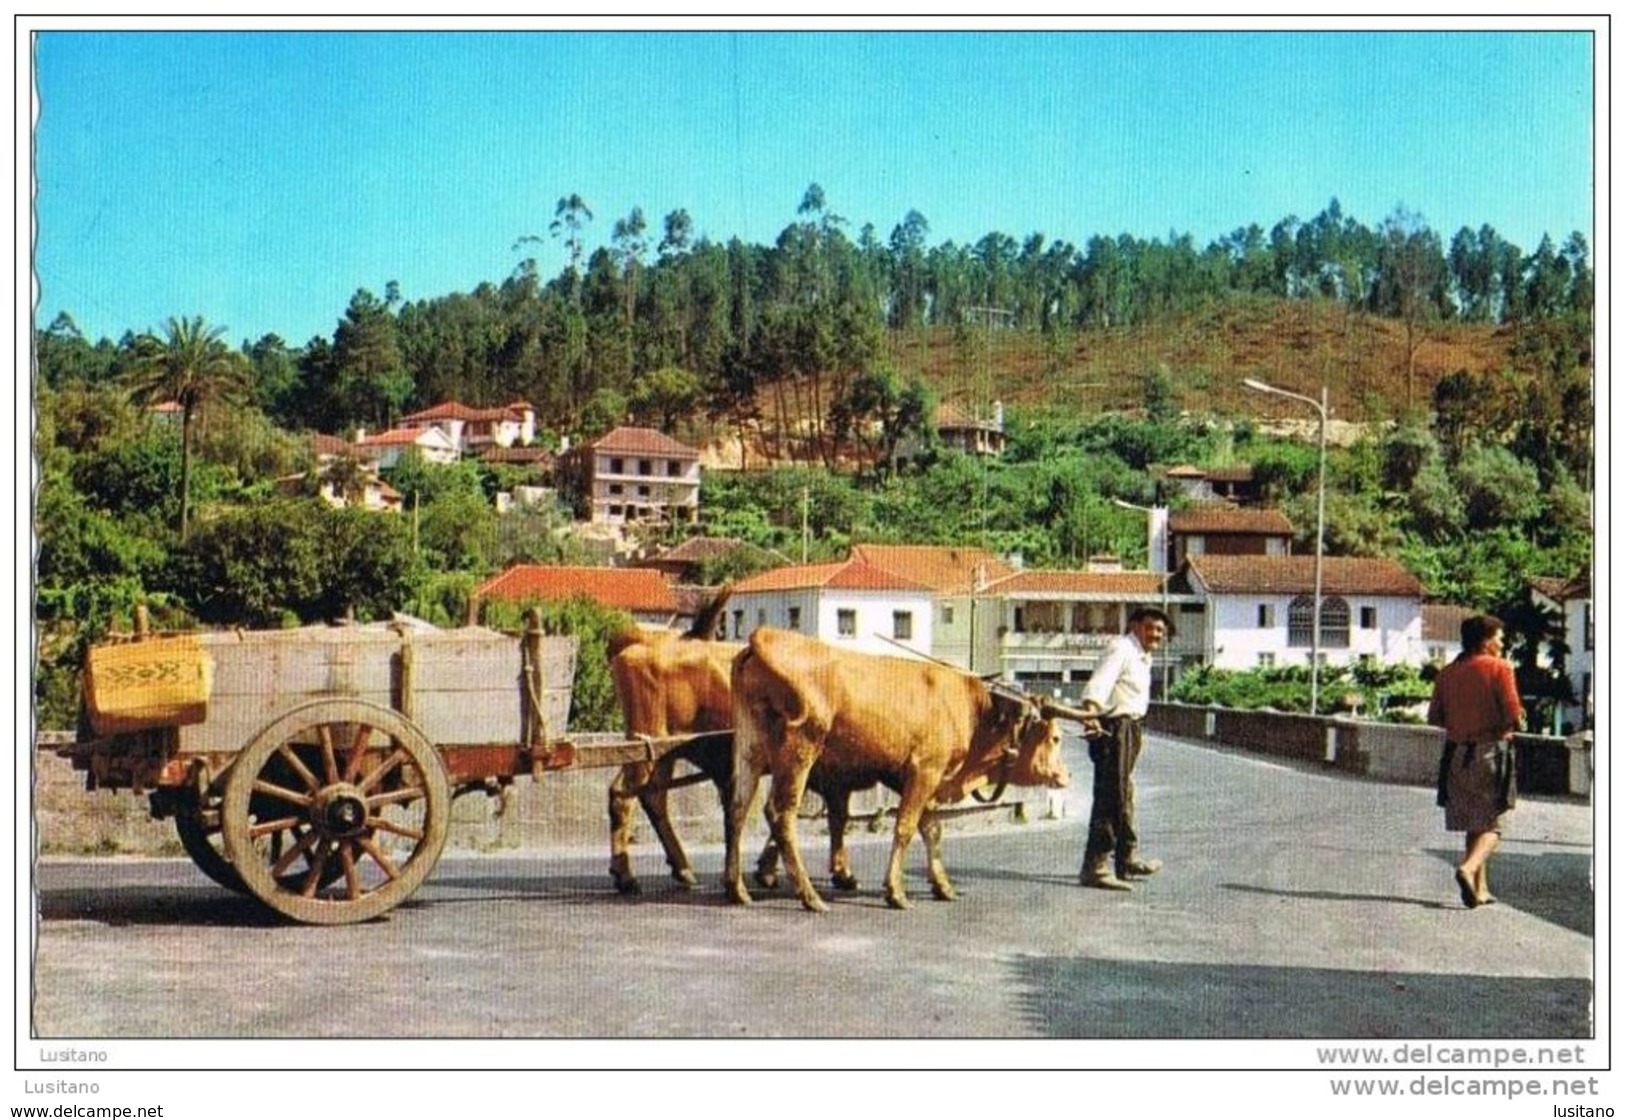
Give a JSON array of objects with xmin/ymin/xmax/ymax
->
[{"xmin": 683, "ymin": 584, "xmax": 733, "ymax": 641}]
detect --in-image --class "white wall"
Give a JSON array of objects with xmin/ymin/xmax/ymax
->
[
  {"xmin": 1208, "ymin": 593, "xmax": 1423, "ymax": 669},
  {"xmin": 727, "ymin": 588, "xmax": 934, "ymax": 657}
]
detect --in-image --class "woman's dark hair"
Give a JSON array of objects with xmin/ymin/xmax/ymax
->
[{"xmin": 1460, "ymin": 614, "xmax": 1505, "ymax": 652}]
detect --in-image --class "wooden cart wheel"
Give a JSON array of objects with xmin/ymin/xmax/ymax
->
[
  {"xmin": 173, "ymin": 808, "xmax": 247, "ymax": 894},
  {"xmin": 222, "ymin": 699, "xmax": 450, "ymax": 925}
]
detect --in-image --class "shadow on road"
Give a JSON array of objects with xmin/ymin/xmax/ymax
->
[
  {"xmin": 1008, "ymin": 955, "xmax": 1592, "ymax": 1039},
  {"xmin": 36, "ymin": 886, "xmax": 285, "ymax": 928}
]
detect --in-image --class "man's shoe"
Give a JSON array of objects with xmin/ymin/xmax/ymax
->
[
  {"xmin": 1083, "ymin": 871, "xmax": 1134, "ymax": 891},
  {"xmin": 1119, "ymin": 858, "xmax": 1163, "ymax": 878}
]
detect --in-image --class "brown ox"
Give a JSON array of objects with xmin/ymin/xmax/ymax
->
[
  {"xmin": 724, "ymin": 627, "xmax": 1073, "ymax": 912},
  {"xmin": 606, "ymin": 597, "xmax": 886, "ymax": 896}
]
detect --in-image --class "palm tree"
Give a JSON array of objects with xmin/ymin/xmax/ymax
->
[{"xmin": 123, "ymin": 315, "xmax": 248, "ymax": 538}]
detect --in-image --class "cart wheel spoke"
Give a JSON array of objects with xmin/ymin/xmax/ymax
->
[
  {"xmin": 223, "ymin": 700, "xmax": 448, "ymax": 925},
  {"xmin": 317, "ymin": 725, "xmax": 340, "ymax": 784},
  {"xmin": 358, "ymin": 748, "xmax": 410, "ymax": 794}
]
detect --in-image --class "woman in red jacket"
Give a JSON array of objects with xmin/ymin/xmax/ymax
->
[{"xmin": 1427, "ymin": 614, "xmax": 1525, "ymax": 908}]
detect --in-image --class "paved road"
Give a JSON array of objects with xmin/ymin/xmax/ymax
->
[{"xmin": 29, "ymin": 732, "xmax": 1593, "ymax": 1043}]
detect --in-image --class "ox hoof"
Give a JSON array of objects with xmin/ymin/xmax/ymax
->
[
  {"xmin": 611, "ymin": 875, "xmax": 642, "ymax": 896},
  {"xmin": 885, "ymin": 893, "xmax": 913, "ymax": 911},
  {"xmin": 831, "ymin": 872, "xmax": 860, "ymax": 892},
  {"xmin": 726, "ymin": 883, "xmax": 754, "ymax": 906},
  {"xmin": 931, "ymin": 883, "xmax": 958, "ymax": 902},
  {"xmin": 800, "ymin": 894, "xmax": 831, "ymax": 914},
  {"xmin": 753, "ymin": 869, "xmax": 780, "ymax": 890},
  {"xmin": 671, "ymin": 868, "xmax": 699, "ymax": 890}
]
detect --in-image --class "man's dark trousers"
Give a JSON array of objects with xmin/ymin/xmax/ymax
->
[{"xmin": 1082, "ymin": 716, "xmax": 1143, "ymax": 875}]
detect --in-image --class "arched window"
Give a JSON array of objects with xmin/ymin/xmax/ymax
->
[{"xmin": 1288, "ymin": 595, "xmax": 1352, "ymax": 648}]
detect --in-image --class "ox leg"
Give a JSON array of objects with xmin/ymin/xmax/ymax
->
[
  {"xmin": 883, "ymin": 776, "xmax": 941, "ymax": 910},
  {"xmin": 767, "ymin": 752, "xmax": 827, "ymax": 913},
  {"xmin": 607, "ymin": 763, "xmax": 649, "ymax": 895},
  {"xmin": 725, "ymin": 730, "xmax": 767, "ymax": 906},
  {"xmin": 922, "ymin": 811, "xmax": 957, "ymax": 901},
  {"xmin": 641, "ymin": 755, "xmax": 699, "ymax": 889},
  {"xmin": 753, "ymin": 825, "xmax": 782, "ymax": 891},
  {"xmin": 826, "ymin": 788, "xmax": 860, "ymax": 892}
]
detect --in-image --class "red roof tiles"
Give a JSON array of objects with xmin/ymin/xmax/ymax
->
[
  {"xmin": 848, "ymin": 544, "xmax": 1016, "ymax": 594},
  {"xmin": 733, "ymin": 558, "xmax": 933, "ymax": 594},
  {"xmin": 586, "ymin": 426, "xmax": 699, "ymax": 458},
  {"xmin": 471, "ymin": 566, "xmax": 680, "ymax": 613},
  {"xmin": 982, "ymin": 570, "xmax": 1169, "ymax": 597},
  {"xmin": 1187, "ymin": 555, "xmax": 1423, "ymax": 596},
  {"xmin": 1169, "ymin": 507, "xmax": 1295, "ymax": 535}
]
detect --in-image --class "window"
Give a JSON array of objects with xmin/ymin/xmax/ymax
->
[
  {"xmin": 1257, "ymin": 603, "xmax": 1275, "ymax": 628},
  {"xmin": 1288, "ymin": 595, "xmax": 1351, "ymax": 648},
  {"xmin": 756, "ymin": 609, "xmax": 766, "ymax": 628},
  {"xmin": 731, "ymin": 610, "xmax": 744, "ymax": 640},
  {"xmin": 942, "ymin": 604, "xmax": 955, "ymax": 626},
  {"xmin": 608, "ymin": 504, "xmax": 624, "ymax": 519},
  {"xmin": 1360, "ymin": 606, "xmax": 1377, "ymax": 629},
  {"xmin": 636, "ymin": 485, "xmax": 650, "ymax": 498},
  {"xmin": 608, "ymin": 483, "xmax": 624, "ymax": 496},
  {"xmin": 1257, "ymin": 653, "xmax": 1276, "ymax": 668},
  {"xmin": 609, "ymin": 457, "xmax": 624, "ymax": 474},
  {"xmin": 1320, "ymin": 596, "xmax": 1351, "ymax": 648},
  {"xmin": 837, "ymin": 609, "xmax": 857, "ymax": 638},
  {"xmin": 638, "ymin": 459, "xmax": 652, "ymax": 476},
  {"xmin": 667, "ymin": 460, "xmax": 681, "ymax": 477},
  {"xmin": 893, "ymin": 611, "xmax": 913, "ymax": 641},
  {"xmin": 787, "ymin": 607, "xmax": 802, "ymax": 631}
]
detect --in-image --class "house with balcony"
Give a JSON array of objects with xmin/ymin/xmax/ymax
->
[
  {"xmin": 399, "ymin": 400, "xmax": 537, "ymax": 456},
  {"xmin": 1183, "ymin": 554, "xmax": 1424, "ymax": 671},
  {"xmin": 974, "ymin": 565, "xmax": 1202, "ymax": 695},
  {"xmin": 1160, "ymin": 464, "xmax": 1264, "ymax": 506},
  {"xmin": 557, "ymin": 426, "xmax": 701, "ymax": 527},
  {"xmin": 847, "ymin": 543, "xmax": 1017, "ymax": 670},
  {"xmin": 726, "ymin": 556, "xmax": 935, "ymax": 658}
]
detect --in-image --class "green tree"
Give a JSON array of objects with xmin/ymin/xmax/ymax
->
[
  {"xmin": 332, "ymin": 287, "xmax": 412, "ymax": 428},
  {"xmin": 121, "ymin": 315, "xmax": 249, "ymax": 538},
  {"xmin": 627, "ymin": 366, "xmax": 702, "ymax": 431}
]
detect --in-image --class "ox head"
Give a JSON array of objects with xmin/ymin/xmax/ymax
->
[{"xmin": 984, "ymin": 690, "xmax": 1072, "ymax": 791}]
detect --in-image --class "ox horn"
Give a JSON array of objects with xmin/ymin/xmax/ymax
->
[{"xmin": 1038, "ymin": 698, "xmax": 1098, "ymax": 724}]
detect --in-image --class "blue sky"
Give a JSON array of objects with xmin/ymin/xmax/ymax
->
[{"xmin": 33, "ymin": 25, "xmax": 1597, "ymax": 348}]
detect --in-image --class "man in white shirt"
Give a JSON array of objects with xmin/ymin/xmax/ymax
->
[{"xmin": 1078, "ymin": 606, "xmax": 1170, "ymax": 891}]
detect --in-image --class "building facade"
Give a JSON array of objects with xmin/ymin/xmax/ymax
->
[{"xmin": 558, "ymin": 426, "xmax": 701, "ymax": 526}]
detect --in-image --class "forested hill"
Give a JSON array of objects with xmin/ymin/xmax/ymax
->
[{"xmin": 38, "ymin": 192, "xmax": 1591, "ymax": 455}]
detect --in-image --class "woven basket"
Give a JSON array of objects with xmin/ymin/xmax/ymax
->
[{"xmin": 83, "ymin": 635, "xmax": 214, "ymax": 735}]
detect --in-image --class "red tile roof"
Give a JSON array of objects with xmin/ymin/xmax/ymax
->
[
  {"xmin": 472, "ymin": 565, "xmax": 680, "ymax": 613},
  {"xmin": 586, "ymin": 426, "xmax": 699, "ymax": 458},
  {"xmin": 357, "ymin": 428, "xmax": 438, "ymax": 447},
  {"xmin": 402, "ymin": 400, "xmax": 530, "ymax": 423},
  {"xmin": 849, "ymin": 544, "xmax": 1017, "ymax": 594},
  {"xmin": 982, "ymin": 570, "xmax": 1169, "ymax": 597},
  {"xmin": 309, "ymin": 433, "xmax": 354, "ymax": 457},
  {"xmin": 733, "ymin": 558, "xmax": 933, "ymax": 594},
  {"xmin": 1187, "ymin": 555, "xmax": 1423, "ymax": 596},
  {"xmin": 1170, "ymin": 507, "xmax": 1295, "ymax": 535}
]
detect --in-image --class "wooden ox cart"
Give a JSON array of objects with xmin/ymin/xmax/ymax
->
[{"xmin": 56, "ymin": 610, "xmax": 718, "ymax": 925}]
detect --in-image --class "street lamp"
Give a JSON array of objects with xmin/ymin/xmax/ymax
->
[
  {"xmin": 1243, "ymin": 377, "xmax": 1329, "ymax": 717},
  {"xmin": 1113, "ymin": 497, "xmax": 1172, "ymax": 698}
]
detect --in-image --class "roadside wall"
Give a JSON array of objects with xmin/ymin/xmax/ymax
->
[{"xmin": 1147, "ymin": 702, "xmax": 1591, "ymax": 798}]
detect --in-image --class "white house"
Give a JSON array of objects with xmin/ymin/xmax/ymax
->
[
  {"xmin": 847, "ymin": 543, "xmax": 1017, "ymax": 670},
  {"xmin": 354, "ymin": 425, "xmax": 460, "ymax": 471},
  {"xmin": 1421, "ymin": 603, "xmax": 1476, "ymax": 666},
  {"xmin": 399, "ymin": 400, "xmax": 537, "ymax": 455},
  {"xmin": 1184, "ymin": 555, "xmax": 1425, "ymax": 670},
  {"xmin": 1530, "ymin": 574, "xmax": 1593, "ymax": 732},
  {"xmin": 727, "ymin": 557, "xmax": 935, "ymax": 658}
]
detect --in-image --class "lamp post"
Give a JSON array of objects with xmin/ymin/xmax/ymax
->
[
  {"xmin": 1113, "ymin": 497, "xmax": 1172, "ymax": 698},
  {"xmin": 1243, "ymin": 377, "xmax": 1329, "ymax": 717}
]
